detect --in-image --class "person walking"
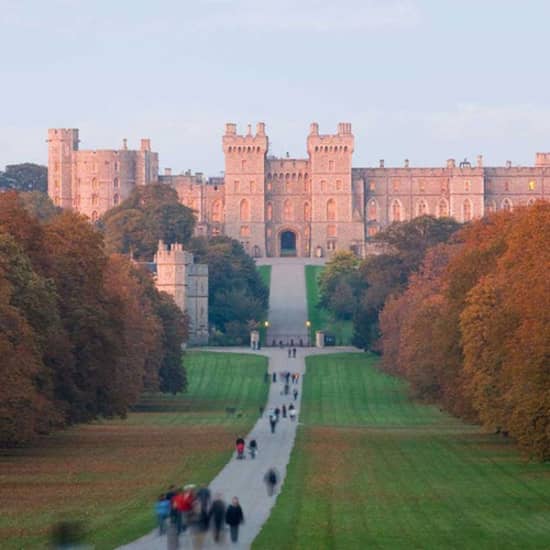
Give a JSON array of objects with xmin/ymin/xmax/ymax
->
[
  {"xmin": 282, "ymin": 404, "xmax": 287, "ymax": 418},
  {"xmin": 264, "ymin": 468, "xmax": 279, "ymax": 496},
  {"xmin": 289, "ymin": 404, "xmax": 296, "ymax": 422},
  {"xmin": 225, "ymin": 496, "xmax": 244, "ymax": 543},
  {"xmin": 210, "ymin": 494, "xmax": 226, "ymax": 543},
  {"xmin": 269, "ymin": 413, "xmax": 277, "ymax": 434},
  {"xmin": 155, "ymin": 493, "xmax": 170, "ymax": 535},
  {"xmin": 272, "ymin": 372, "xmax": 277, "ymax": 383},
  {"xmin": 293, "ymin": 388, "xmax": 299, "ymax": 401}
]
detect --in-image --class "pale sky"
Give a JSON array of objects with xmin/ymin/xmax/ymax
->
[{"xmin": 1, "ymin": 0, "xmax": 549, "ymax": 175}]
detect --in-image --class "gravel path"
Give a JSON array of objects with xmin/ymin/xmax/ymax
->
[{"xmin": 118, "ymin": 259, "xmax": 353, "ymax": 550}]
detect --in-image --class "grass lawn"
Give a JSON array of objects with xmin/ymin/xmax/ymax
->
[
  {"xmin": 257, "ymin": 265, "xmax": 271, "ymax": 345},
  {"xmin": 305, "ymin": 265, "xmax": 353, "ymax": 345},
  {"xmin": 254, "ymin": 353, "xmax": 550, "ymax": 549},
  {"xmin": 0, "ymin": 351, "xmax": 268, "ymax": 550}
]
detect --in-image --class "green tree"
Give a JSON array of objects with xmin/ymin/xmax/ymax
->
[{"xmin": 102, "ymin": 183, "xmax": 196, "ymax": 259}]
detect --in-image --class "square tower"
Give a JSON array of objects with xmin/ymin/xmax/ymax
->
[
  {"xmin": 47, "ymin": 128, "xmax": 79, "ymax": 209},
  {"xmin": 222, "ymin": 122, "xmax": 268, "ymax": 257}
]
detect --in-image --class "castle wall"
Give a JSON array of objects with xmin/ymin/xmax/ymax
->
[{"xmin": 49, "ymin": 125, "xmax": 548, "ymax": 259}]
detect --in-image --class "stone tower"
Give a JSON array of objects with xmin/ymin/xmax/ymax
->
[
  {"xmin": 222, "ymin": 122, "xmax": 268, "ymax": 257},
  {"xmin": 47, "ymin": 128, "xmax": 79, "ymax": 209},
  {"xmin": 307, "ymin": 122, "xmax": 364, "ymax": 256},
  {"xmin": 154, "ymin": 241, "xmax": 208, "ymax": 345}
]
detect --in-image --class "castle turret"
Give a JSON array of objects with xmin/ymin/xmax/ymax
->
[
  {"xmin": 306, "ymin": 123, "xmax": 363, "ymax": 256},
  {"xmin": 154, "ymin": 241, "xmax": 208, "ymax": 345},
  {"xmin": 222, "ymin": 122, "xmax": 268, "ymax": 257},
  {"xmin": 47, "ymin": 128, "xmax": 79, "ymax": 209}
]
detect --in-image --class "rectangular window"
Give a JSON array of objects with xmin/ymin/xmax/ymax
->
[
  {"xmin": 529, "ymin": 180, "xmax": 536, "ymax": 191},
  {"xmin": 327, "ymin": 240, "xmax": 336, "ymax": 251},
  {"xmin": 329, "ymin": 160, "xmax": 334, "ymax": 172},
  {"xmin": 392, "ymin": 179, "xmax": 400, "ymax": 192},
  {"xmin": 240, "ymin": 225, "xmax": 250, "ymax": 237},
  {"xmin": 241, "ymin": 160, "xmax": 247, "ymax": 171},
  {"xmin": 464, "ymin": 180, "xmax": 471, "ymax": 192},
  {"xmin": 419, "ymin": 180, "xmax": 425, "ymax": 192},
  {"xmin": 234, "ymin": 180, "xmax": 240, "ymax": 193},
  {"xmin": 336, "ymin": 180, "xmax": 342, "ymax": 191},
  {"xmin": 369, "ymin": 181, "xmax": 376, "ymax": 191},
  {"xmin": 327, "ymin": 224, "xmax": 337, "ymax": 237}
]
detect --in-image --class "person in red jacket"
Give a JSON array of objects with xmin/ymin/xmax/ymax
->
[{"xmin": 235, "ymin": 437, "xmax": 245, "ymax": 459}]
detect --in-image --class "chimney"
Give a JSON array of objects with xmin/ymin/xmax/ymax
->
[
  {"xmin": 256, "ymin": 122, "xmax": 265, "ymax": 135},
  {"xmin": 140, "ymin": 138, "xmax": 151, "ymax": 152},
  {"xmin": 447, "ymin": 158, "xmax": 456, "ymax": 169},
  {"xmin": 337, "ymin": 122, "xmax": 352, "ymax": 135},
  {"xmin": 404, "ymin": 159, "xmax": 409, "ymax": 168},
  {"xmin": 247, "ymin": 124, "xmax": 252, "ymax": 136},
  {"xmin": 164, "ymin": 168, "xmax": 172, "ymax": 176},
  {"xmin": 122, "ymin": 138, "xmax": 128, "ymax": 150},
  {"xmin": 476, "ymin": 154, "xmax": 483, "ymax": 168},
  {"xmin": 310, "ymin": 122, "xmax": 319, "ymax": 135},
  {"xmin": 225, "ymin": 123, "xmax": 237, "ymax": 135},
  {"xmin": 379, "ymin": 159, "xmax": 385, "ymax": 168},
  {"xmin": 505, "ymin": 160, "xmax": 512, "ymax": 169}
]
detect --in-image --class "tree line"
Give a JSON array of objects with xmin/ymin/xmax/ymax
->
[
  {"xmin": 320, "ymin": 206, "xmax": 549, "ymax": 459},
  {"xmin": 0, "ymin": 191, "xmax": 188, "ymax": 447},
  {"xmin": 101, "ymin": 184, "xmax": 268, "ymax": 345}
]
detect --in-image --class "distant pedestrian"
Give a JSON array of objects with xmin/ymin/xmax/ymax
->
[
  {"xmin": 225, "ymin": 497, "xmax": 244, "ymax": 543},
  {"xmin": 285, "ymin": 372, "xmax": 290, "ymax": 384},
  {"xmin": 259, "ymin": 406, "xmax": 264, "ymax": 417},
  {"xmin": 293, "ymin": 389, "xmax": 298, "ymax": 401},
  {"xmin": 269, "ymin": 414, "xmax": 277, "ymax": 434},
  {"xmin": 282, "ymin": 404, "xmax": 287, "ymax": 418},
  {"xmin": 274, "ymin": 407, "xmax": 280, "ymax": 420},
  {"xmin": 284, "ymin": 383, "xmax": 289, "ymax": 395},
  {"xmin": 272, "ymin": 372, "xmax": 277, "ymax": 383},
  {"xmin": 264, "ymin": 468, "xmax": 279, "ymax": 496},
  {"xmin": 288, "ymin": 348, "xmax": 291, "ymax": 358},
  {"xmin": 210, "ymin": 493, "xmax": 226, "ymax": 543},
  {"xmin": 155, "ymin": 494, "xmax": 170, "ymax": 535},
  {"xmin": 292, "ymin": 347, "xmax": 296, "ymax": 358},
  {"xmin": 289, "ymin": 404, "xmax": 296, "ymax": 421}
]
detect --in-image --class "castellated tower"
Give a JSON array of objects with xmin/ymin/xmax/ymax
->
[
  {"xmin": 47, "ymin": 128, "xmax": 79, "ymax": 209},
  {"xmin": 307, "ymin": 123, "xmax": 365, "ymax": 256},
  {"xmin": 47, "ymin": 129, "xmax": 158, "ymax": 221},
  {"xmin": 222, "ymin": 122, "xmax": 268, "ymax": 257},
  {"xmin": 154, "ymin": 241, "xmax": 209, "ymax": 345}
]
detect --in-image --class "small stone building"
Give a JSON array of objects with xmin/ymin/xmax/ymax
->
[{"xmin": 154, "ymin": 241, "xmax": 208, "ymax": 345}]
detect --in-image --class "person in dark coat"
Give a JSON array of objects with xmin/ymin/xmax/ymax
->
[
  {"xmin": 225, "ymin": 496, "xmax": 244, "ymax": 543},
  {"xmin": 209, "ymin": 493, "xmax": 226, "ymax": 543}
]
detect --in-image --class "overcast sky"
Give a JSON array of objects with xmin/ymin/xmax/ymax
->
[{"xmin": 1, "ymin": 0, "xmax": 549, "ymax": 174}]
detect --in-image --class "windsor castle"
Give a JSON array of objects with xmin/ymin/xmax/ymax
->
[{"xmin": 48, "ymin": 122, "xmax": 548, "ymax": 259}]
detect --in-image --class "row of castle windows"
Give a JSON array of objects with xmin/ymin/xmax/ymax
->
[
  {"xmin": 233, "ymin": 179, "xmax": 345, "ymax": 194},
  {"xmin": 369, "ymin": 179, "xmax": 538, "ymax": 192},
  {"xmin": 228, "ymin": 146, "xmax": 262, "ymax": 153},
  {"xmin": 313, "ymin": 145, "xmax": 348, "ymax": 153},
  {"xmin": 239, "ymin": 198, "xmax": 337, "ymax": 222},
  {"xmin": 267, "ymin": 172, "xmax": 309, "ymax": 180}
]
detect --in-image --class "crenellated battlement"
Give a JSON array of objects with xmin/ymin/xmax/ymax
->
[{"xmin": 222, "ymin": 122, "xmax": 268, "ymax": 155}]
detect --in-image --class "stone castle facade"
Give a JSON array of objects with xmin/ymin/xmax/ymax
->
[
  {"xmin": 48, "ymin": 123, "xmax": 548, "ymax": 257},
  {"xmin": 154, "ymin": 241, "xmax": 208, "ymax": 345}
]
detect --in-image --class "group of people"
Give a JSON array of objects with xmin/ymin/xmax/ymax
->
[
  {"xmin": 235, "ymin": 436, "xmax": 257, "ymax": 459},
  {"xmin": 155, "ymin": 485, "xmax": 245, "ymax": 546},
  {"xmin": 268, "ymin": 403, "xmax": 297, "ymax": 433}
]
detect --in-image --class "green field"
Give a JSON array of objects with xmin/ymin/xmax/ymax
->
[
  {"xmin": 257, "ymin": 265, "xmax": 272, "ymax": 345},
  {"xmin": 305, "ymin": 265, "xmax": 353, "ymax": 345},
  {"xmin": 254, "ymin": 353, "xmax": 550, "ymax": 549},
  {"xmin": 0, "ymin": 351, "xmax": 268, "ymax": 550}
]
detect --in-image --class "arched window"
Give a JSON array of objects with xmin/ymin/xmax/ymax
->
[
  {"xmin": 367, "ymin": 199, "xmax": 377, "ymax": 221},
  {"xmin": 113, "ymin": 193, "xmax": 119, "ymax": 206},
  {"xmin": 91, "ymin": 211, "xmax": 98, "ymax": 222},
  {"xmin": 91, "ymin": 177, "xmax": 98, "ymax": 190},
  {"xmin": 417, "ymin": 200, "xmax": 428, "ymax": 216},
  {"xmin": 391, "ymin": 200, "xmax": 401, "ymax": 222},
  {"xmin": 113, "ymin": 177, "xmax": 119, "ymax": 189},
  {"xmin": 304, "ymin": 202, "xmax": 311, "ymax": 221},
  {"xmin": 438, "ymin": 199, "xmax": 449, "ymax": 217},
  {"xmin": 326, "ymin": 198, "xmax": 336, "ymax": 221},
  {"xmin": 266, "ymin": 202, "xmax": 273, "ymax": 221},
  {"xmin": 502, "ymin": 198, "xmax": 513, "ymax": 212},
  {"xmin": 212, "ymin": 200, "xmax": 222, "ymax": 222},
  {"xmin": 463, "ymin": 199, "xmax": 472, "ymax": 222},
  {"xmin": 283, "ymin": 199, "xmax": 293, "ymax": 221},
  {"xmin": 92, "ymin": 194, "xmax": 98, "ymax": 207},
  {"xmin": 304, "ymin": 179, "xmax": 310, "ymax": 193},
  {"xmin": 240, "ymin": 198, "xmax": 250, "ymax": 221}
]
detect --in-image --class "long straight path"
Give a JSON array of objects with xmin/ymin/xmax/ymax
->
[{"xmin": 119, "ymin": 258, "xmax": 351, "ymax": 549}]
